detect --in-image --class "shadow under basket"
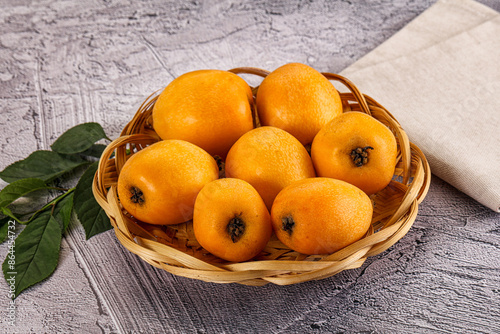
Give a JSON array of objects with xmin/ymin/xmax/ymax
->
[{"xmin": 92, "ymin": 67, "xmax": 431, "ymax": 286}]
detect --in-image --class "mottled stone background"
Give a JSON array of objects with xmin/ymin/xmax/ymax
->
[{"xmin": 1, "ymin": 0, "xmax": 499, "ymax": 333}]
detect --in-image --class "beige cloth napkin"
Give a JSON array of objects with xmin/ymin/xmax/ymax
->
[{"xmin": 340, "ymin": 0, "xmax": 500, "ymax": 212}]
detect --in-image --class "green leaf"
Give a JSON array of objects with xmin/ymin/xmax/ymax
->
[
  {"xmin": 51, "ymin": 122, "xmax": 108, "ymax": 155},
  {"xmin": 0, "ymin": 150, "xmax": 89, "ymax": 183},
  {"xmin": 2, "ymin": 212, "xmax": 61, "ymax": 299},
  {"xmin": 52, "ymin": 191, "xmax": 74, "ymax": 232},
  {"xmin": 80, "ymin": 144, "xmax": 107, "ymax": 159},
  {"xmin": 0, "ymin": 178, "xmax": 49, "ymax": 208},
  {"xmin": 0, "ymin": 216, "xmax": 12, "ymax": 244},
  {"xmin": 1, "ymin": 207, "xmax": 18, "ymax": 223},
  {"xmin": 73, "ymin": 162, "xmax": 111, "ymax": 239}
]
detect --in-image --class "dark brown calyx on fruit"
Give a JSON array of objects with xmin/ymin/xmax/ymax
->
[
  {"xmin": 227, "ymin": 216, "xmax": 245, "ymax": 243},
  {"xmin": 350, "ymin": 146, "xmax": 374, "ymax": 167},
  {"xmin": 213, "ymin": 155, "xmax": 225, "ymax": 178},
  {"xmin": 130, "ymin": 186, "xmax": 145, "ymax": 205},
  {"xmin": 282, "ymin": 215, "xmax": 295, "ymax": 236}
]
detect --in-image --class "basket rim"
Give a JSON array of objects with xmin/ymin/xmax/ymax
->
[{"xmin": 92, "ymin": 67, "xmax": 432, "ymax": 286}]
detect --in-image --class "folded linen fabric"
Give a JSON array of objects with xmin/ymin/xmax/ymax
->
[{"xmin": 341, "ymin": 0, "xmax": 500, "ymax": 212}]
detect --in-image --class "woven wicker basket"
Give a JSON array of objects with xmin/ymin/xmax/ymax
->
[{"xmin": 92, "ymin": 67, "xmax": 431, "ymax": 286}]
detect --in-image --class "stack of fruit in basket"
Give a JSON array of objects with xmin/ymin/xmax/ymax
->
[{"xmin": 117, "ymin": 63, "xmax": 397, "ymax": 263}]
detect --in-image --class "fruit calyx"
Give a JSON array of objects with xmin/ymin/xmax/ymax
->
[
  {"xmin": 227, "ymin": 215, "xmax": 245, "ymax": 243},
  {"xmin": 130, "ymin": 186, "xmax": 145, "ymax": 205},
  {"xmin": 350, "ymin": 146, "xmax": 374, "ymax": 167},
  {"xmin": 282, "ymin": 215, "xmax": 295, "ymax": 235}
]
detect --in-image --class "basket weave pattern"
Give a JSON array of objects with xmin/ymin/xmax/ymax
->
[{"xmin": 92, "ymin": 68, "xmax": 431, "ymax": 286}]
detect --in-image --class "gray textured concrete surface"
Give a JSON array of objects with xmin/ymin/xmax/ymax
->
[{"xmin": 1, "ymin": 0, "xmax": 500, "ymax": 333}]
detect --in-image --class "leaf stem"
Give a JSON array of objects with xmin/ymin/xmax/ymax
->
[
  {"xmin": 23, "ymin": 188, "xmax": 76, "ymax": 224},
  {"xmin": 46, "ymin": 188, "xmax": 75, "ymax": 207}
]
